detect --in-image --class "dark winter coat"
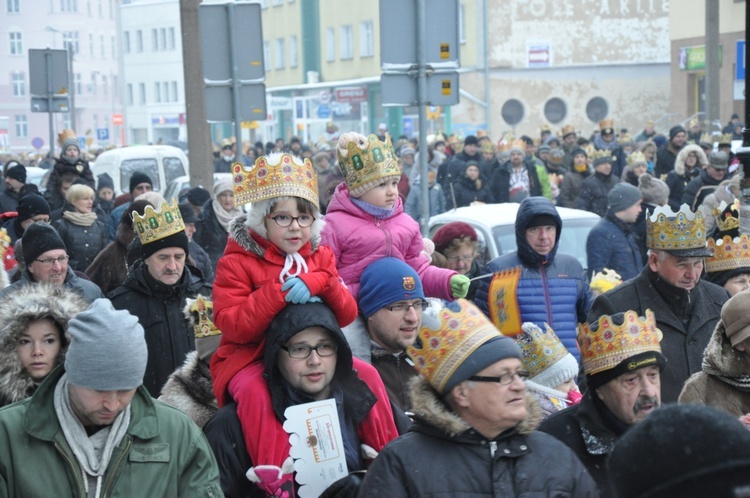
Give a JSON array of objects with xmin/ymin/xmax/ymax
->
[
  {"xmin": 358, "ymin": 377, "xmax": 600, "ymax": 498},
  {"xmin": 474, "ymin": 197, "xmax": 594, "ymax": 360},
  {"xmin": 158, "ymin": 351, "xmax": 218, "ymax": 428},
  {"xmin": 108, "ymin": 260, "xmax": 211, "ymax": 397},
  {"xmin": 576, "ymin": 172, "xmax": 618, "ymax": 217},
  {"xmin": 585, "ymin": 210, "xmax": 644, "ymax": 281},
  {"xmin": 45, "ymin": 156, "xmax": 95, "ymax": 211},
  {"xmin": 404, "ymin": 178, "xmax": 446, "ymax": 220},
  {"xmin": 448, "ymin": 174, "xmax": 494, "ymax": 209},
  {"xmin": 0, "ymin": 266, "xmax": 103, "ymax": 303},
  {"xmin": 194, "ymin": 202, "xmax": 229, "ymax": 271},
  {"xmin": 52, "ymin": 208, "xmax": 109, "ymax": 273},
  {"xmin": 441, "ymin": 150, "xmax": 481, "ymax": 188},
  {"xmin": 189, "ymin": 240, "xmax": 214, "ymax": 284},
  {"xmin": 489, "ymin": 161, "xmax": 543, "ymax": 204},
  {"xmin": 665, "ymin": 168, "xmax": 700, "ymax": 211},
  {"xmin": 632, "ymin": 202, "xmax": 659, "ymax": 263},
  {"xmin": 655, "ymin": 145, "xmax": 681, "ymax": 177},
  {"xmin": 589, "ymin": 267, "xmax": 729, "ymax": 402},
  {"xmin": 84, "ymin": 221, "xmax": 134, "ymax": 294},
  {"xmin": 682, "ymin": 169, "xmax": 724, "ymax": 211},
  {"xmin": 370, "ymin": 347, "xmax": 419, "ymax": 412},
  {"xmin": 558, "ymin": 168, "xmax": 591, "ymax": 208},
  {"xmin": 0, "ymin": 189, "xmax": 19, "ymax": 213}
]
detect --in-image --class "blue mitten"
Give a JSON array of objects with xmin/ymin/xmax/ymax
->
[{"xmin": 281, "ymin": 277, "xmax": 312, "ymax": 304}]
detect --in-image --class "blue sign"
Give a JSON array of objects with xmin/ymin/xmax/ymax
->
[
  {"xmin": 316, "ymin": 104, "xmax": 331, "ymax": 119},
  {"xmin": 737, "ymin": 40, "xmax": 745, "ymax": 80},
  {"xmin": 31, "ymin": 137, "xmax": 44, "ymax": 149},
  {"xmin": 97, "ymin": 128, "xmax": 110, "ymax": 141},
  {"xmin": 402, "ymin": 117, "xmax": 414, "ymax": 138}
]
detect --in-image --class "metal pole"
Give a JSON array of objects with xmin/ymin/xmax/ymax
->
[
  {"xmin": 739, "ymin": 0, "xmax": 750, "ymax": 235},
  {"xmin": 46, "ymin": 49, "xmax": 55, "ymax": 157},
  {"xmin": 67, "ymin": 45, "xmax": 76, "ymax": 132},
  {"xmin": 228, "ymin": 2, "xmax": 243, "ymax": 161},
  {"xmin": 483, "ymin": 0, "xmax": 490, "ymax": 137},
  {"xmin": 705, "ymin": 1, "xmax": 720, "ymax": 128},
  {"xmin": 417, "ymin": 0, "xmax": 429, "ymax": 235}
]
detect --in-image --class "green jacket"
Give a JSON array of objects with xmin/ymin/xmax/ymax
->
[{"xmin": 0, "ymin": 367, "xmax": 223, "ymax": 497}]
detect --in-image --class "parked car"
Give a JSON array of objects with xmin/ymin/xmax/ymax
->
[
  {"xmin": 25, "ymin": 166, "xmax": 49, "ymax": 193},
  {"xmin": 428, "ymin": 202, "xmax": 600, "ymax": 271},
  {"xmin": 92, "ymin": 145, "xmax": 189, "ymax": 195},
  {"xmin": 162, "ymin": 173, "xmax": 232, "ymax": 204}
]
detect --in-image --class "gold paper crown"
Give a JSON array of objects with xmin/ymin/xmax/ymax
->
[
  {"xmin": 627, "ymin": 151, "xmax": 647, "ymax": 167},
  {"xmin": 560, "ymin": 124, "xmax": 576, "ymax": 138},
  {"xmin": 599, "ymin": 118, "xmax": 614, "ymax": 132},
  {"xmin": 713, "ymin": 199, "xmax": 740, "ymax": 233},
  {"xmin": 515, "ymin": 323, "xmax": 568, "ymax": 379},
  {"xmin": 185, "ymin": 295, "xmax": 222, "ymax": 339},
  {"xmin": 706, "ymin": 234, "xmax": 750, "ymax": 273},
  {"xmin": 620, "ymin": 134, "xmax": 634, "ymax": 144},
  {"xmin": 689, "ymin": 117, "xmax": 699, "ymax": 128},
  {"xmin": 589, "ymin": 149, "xmax": 613, "ymax": 162},
  {"xmin": 57, "ymin": 129, "xmax": 77, "ymax": 147},
  {"xmin": 540, "ymin": 123, "xmax": 551, "ymax": 133},
  {"xmin": 481, "ymin": 141, "xmax": 496, "ymax": 154},
  {"xmin": 699, "ymin": 133, "xmax": 715, "ymax": 145},
  {"xmin": 590, "ymin": 268, "xmax": 623, "ymax": 293},
  {"xmin": 497, "ymin": 133, "xmax": 514, "ymax": 152},
  {"xmin": 718, "ymin": 133, "xmax": 733, "ymax": 145},
  {"xmin": 646, "ymin": 204, "xmax": 706, "ymax": 251},
  {"xmin": 577, "ymin": 309, "xmax": 663, "ymax": 376},
  {"xmin": 232, "ymin": 153, "xmax": 319, "ymax": 207},
  {"xmin": 408, "ymin": 299, "xmax": 502, "ymax": 394},
  {"xmin": 337, "ymin": 133, "xmax": 401, "ymax": 193},
  {"xmin": 0, "ymin": 228, "xmax": 10, "ymax": 262},
  {"xmin": 510, "ymin": 138, "xmax": 526, "ymax": 150},
  {"xmin": 132, "ymin": 200, "xmax": 185, "ymax": 245}
]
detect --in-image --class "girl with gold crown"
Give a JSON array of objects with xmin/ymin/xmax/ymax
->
[{"xmin": 46, "ymin": 129, "xmax": 95, "ymax": 211}]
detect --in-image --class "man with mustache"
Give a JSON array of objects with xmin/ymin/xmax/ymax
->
[
  {"xmin": 539, "ymin": 309, "xmax": 665, "ymax": 495},
  {"xmin": 110, "ymin": 201, "xmax": 211, "ymax": 397}
]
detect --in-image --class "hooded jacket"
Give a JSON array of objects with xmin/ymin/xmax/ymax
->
[
  {"xmin": 679, "ymin": 320, "xmax": 750, "ymax": 416},
  {"xmin": 358, "ymin": 377, "xmax": 599, "ymax": 497},
  {"xmin": 211, "ymin": 213, "xmax": 357, "ymax": 407},
  {"xmin": 0, "ymin": 283, "xmax": 87, "ymax": 407},
  {"xmin": 474, "ymin": 197, "xmax": 594, "ymax": 359},
  {"xmin": 665, "ymin": 144, "xmax": 706, "ymax": 210},
  {"xmin": 321, "ymin": 182, "xmax": 456, "ymax": 300}
]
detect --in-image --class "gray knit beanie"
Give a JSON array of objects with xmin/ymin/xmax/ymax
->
[
  {"xmin": 608, "ymin": 183, "xmax": 642, "ymax": 213},
  {"xmin": 65, "ymin": 299, "xmax": 147, "ymax": 390}
]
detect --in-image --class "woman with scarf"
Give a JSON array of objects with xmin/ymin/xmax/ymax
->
[
  {"xmin": 194, "ymin": 176, "xmax": 244, "ymax": 271},
  {"xmin": 52, "ymin": 184, "xmax": 108, "ymax": 273},
  {"xmin": 45, "ymin": 129, "xmax": 95, "ymax": 211}
]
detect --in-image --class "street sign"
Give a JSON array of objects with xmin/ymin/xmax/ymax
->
[
  {"xmin": 199, "ymin": 2, "xmax": 264, "ymax": 81},
  {"xmin": 527, "ymin": 42, "xmax": 552, "ymax": 68},
  {"xmin": 737, "ymin": 40, "xmax": 746, "ymax": 80},
  {"xmin": 319, "ymin": 91, "xmax": 332, "ymax": 104},
  {"xmin": 31, "ymin": 137, "xmax": 44, "ymax": 150},
  {"xmin": 381, "ymin": 72, "xmax": 459, "ymax": 106},
  {"xmin": 204, "ymin": 85, "xmax": 267, "ymax": 122},
  {"xmin": 335, "ymin": 87, "xmax": 367, "ymax": 103},
  {"xmin": 317, "ymin": 104, "xmax": 331, "ymax": 119},
  {"xmin": 112, "ymin": 113, "xmax": 124, "ymax": 125},
  {"xmin": 426, "ymin": 106, "xmax": 441, "ymax": 120},
  {"xmin": 97, "ymin": 128, "xmax": 110, "ymax": 141},
  {"xmin": 29, "ymin": 49, "xmax": 69, "ymax": 96},
  {"xmin": 31, "ymin": 96, "xmax": 69, "ymax": 112}
]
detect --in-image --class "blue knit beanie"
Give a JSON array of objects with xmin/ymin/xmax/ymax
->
[{"xmin": 358, "ymin": 258, "xmax": 425, "ymax": 318}]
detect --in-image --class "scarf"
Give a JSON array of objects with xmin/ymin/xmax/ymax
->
[
  {"xmin": 702, "ymin": 359, "xmax": 750, "ymax": 392},
  {"xmin": 63, "ymin": 210, "xmax": 98, "ymax": 227},
  {"xmin": 54, "ymin": 374, "xmax": 131, "ymax": 498},
  {"xmin": 350, "ymin": 197, "xmax": 396, "ymax": 219},
  {"xmin": 593, "ymin": 134, "xmax": 619, "ymax": 152},
  {"xmin": 278, "ymin": 252, "xmax": 309, "ymax": 284},
  {"xmin": 211, "ymin": 199, "xmax": 242, "ymax": 232}
]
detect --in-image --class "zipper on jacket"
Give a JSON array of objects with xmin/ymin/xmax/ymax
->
[
  {"xmin": 102, "ymin": 436, "xmax": 132, "ymax": 497},
  {"xmin": 374, "ymin": 217, "xmax": 392, "ymax": 256},
  {"xmin": 540, "ymin": 263, "xmax": 553, "ymax": 324},
  {"xmin": 55, "ymin": 441, "xmax": 86, "ymax": 496},
  {"xmin": 489, "ymin": 441, "xmax": 497, "ymax": 457}
]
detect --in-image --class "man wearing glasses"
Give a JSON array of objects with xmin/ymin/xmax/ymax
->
[
  {"xmin": 358, "ymin": 257, "xmax": 427, "ymax": 411},
  {"xmin": 359, "ymin": 299, "xmax": 597, "ymax": 497},
  {"xmin": 0, "ymin": 222, "xmax": 102, "ymax": 301}
]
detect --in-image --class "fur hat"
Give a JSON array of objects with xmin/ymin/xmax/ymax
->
[
  {"xmin": 22, "ymin": 222, "xmax": 66, "ymax": 267},
  {"xmin": 638, "ymin": 174, "xmax": 669, "ymax": 206}
]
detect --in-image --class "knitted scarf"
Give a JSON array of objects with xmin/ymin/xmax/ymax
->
[
  {"xmin": 702, "ymin": 359, "xmax": 750, "ymax": 392},
  {"xmin": 63, "ymin": 210, "xmax": 98, "ymax": 227},
  {"xmin": 211, "ymin": 199, "xmax": 243, "ymax": 232}
]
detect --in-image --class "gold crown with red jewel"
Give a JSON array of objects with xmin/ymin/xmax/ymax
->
[
  {"xmin": 337, "ymin": 132, "xmax": 401, "ymax": 194},
  {"xmin": 132, "ymin": 200, "xmax": 185, "ymax": 245},
  {"xmin": 232, "ymin": 153, "xmax": 319, "ymax": 207},
  {"xmin": 184, "ymin": 295, "xmax": 221, "ymax": 339},
  {"xmin": 714, "ymin": 199, "xmax": 740, "ymax": 233},
  {"xmin": 706, "ymin": 235, "xmax": 750, "ymax": 273},
  {"xmin": 515, "ymin": 323, "xmax": 569, "ymax": 379},
  {"xmin": 577, "ymin": 309, "xmax": 663, "ymax": 376},
  {"xmin": 646, "ymin": 204, "xmax": 706, "ymax": 251}
]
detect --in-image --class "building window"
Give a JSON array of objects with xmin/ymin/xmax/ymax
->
[
  {"xmin": 111, "ymin": 35, "xmax": 115, "ymax": 58},
  {"xmin": 154, "ymin": 82, "xmax": 161, "ymax": 103},
  {"xmin": 124, "ymin": 31, "xmax": 130, "ymax": 53},
  {"xmin": 325, "ymin": 28, "xmax": 335, "ymax": 62},
  {"xmin": 168, "ymin": 27, "xmax": 175, "ymax": 50},
  {"xmin": 109, "ymin": 0, "xmax": 113, "ymax": 18},
  {"xmin": 340, "ymin": 25, "xmax": 353, "ymax": 60},
  {"xmin": 61, "ymin": 0, "xmax": 77, "ymax": 12},
  {"xmin": 102, "ymin": 75, "xmax": 108, "ymax": 96},
  {"xmin": 501, "ymin": 99, "xmax": 524, "ymax": 125},
  {"xmin": 289, "ymin": 35, "xmax": 298, "ymax": 68},
  {"xmin": 75, "ymin": 72, "xmax": 82, "ymax": 95},
  {"xmin": 86, "ymin": 0, "xmax": 91, "ymax": 15},
  {"xmin": 585, "ymin": 97, "xmax": 609, "ymax": 122},
  {"xmin": 263, "ymin": 41, "xmax": 270, "ymax": 70},
  {"xmin": 136, "ymin": 30, "xmax": 143, "ymax": 52},
  {"xmin": 14, "ymin": 115, "xmax": 27, "ymax": 138},
  {"xmin": 139, "ymin": 82, "xmax": 146, "ymax": 104},
  {"xmin": 12, "ymin": 72, "xmax": 25, "ymax": 96},
  {"xmin": 9, "ymin": 31, "xmax": 22, "ymax": 55},
  {"xmin": 127, "ymin": 83, "xmax": 133, "ymax": 105},
  {"xmin": 100, "ymin": 34, "xmax": 105, "ymax": 58},
  {"xmin": 159, "ymin": 28, "xmax": 166, "ymax": 51},
  {"xmin": 90, "ymin": 73, "xmax": 97, "ymax": 95},
  {"xmin": 112, "ymin": 74, "xmax": 117, "ymax": 97},
  {"xmin": 359, "ymin": 21, "xmax": 373, "ymax": 57},
  {"xmin": 275, "ymin": 38, "xmax": 285, "ymax": 69},
  {"xmin": 63, "ymin": 32, "xmax": 79, "ymax": 54},
  {"xmin": 97, "ymin": 0, "xmax": 102, "ymax": 17},
  {"xmin": 171, "ymin": 81, "xmax": 178, "ymax": 102},
  {"xmin": 7, "ymin": 0, "xmax": 20, "ymax": 13},
  {"xmin": 151, "ymin": 29, "xmax": 158, "ymax": 51},
  {"xmin": 162, "ymin": 82, "xmax": 169, "ymax": 102},
  {"xmin": 88, "ymin": 33, "xmax": 94, "ymax": 56},
  {"xmin": 459, "ymin": 2, "xmax": 465, "ymax": 44},
  {"xmin": 544, "ymin": 97, "xmax": 567, "ymax": 124}
]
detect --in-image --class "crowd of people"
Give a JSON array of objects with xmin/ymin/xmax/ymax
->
[{"xmin": 0, "ymin": 113, "xmax": 749, "ymax": 497}]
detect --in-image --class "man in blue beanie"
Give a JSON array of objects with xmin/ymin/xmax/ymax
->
[{"xmin": 358, "ymin": 257, "xmax": 427, "ymax": 411}]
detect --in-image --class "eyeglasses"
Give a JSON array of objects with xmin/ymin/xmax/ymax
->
[
  {"xmin": 35, "ymin": 255, "xmax": 69, "ymax": 267},
  {"xmin": 281, "ymin": 343, "xmax": 338, "ymax": 359},
  {"xmin": 385, "ymin": 301, "xmax": 429, "ymax": 313},
  {"xmin": 468, "ymin": 371, "xmax": 529, "ymax": 385},
  {"xmin": 446, "ymin": 255, "xmax": 474, "ymax": 263},
  {"xmin": 266, "ymin": 214, "xmax": 315, "ymax": 228}
]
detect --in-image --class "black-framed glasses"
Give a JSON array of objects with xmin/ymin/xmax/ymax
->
[
  {"xmin": 385, "ymin": 301, "xmax": 429, "ymax": 313},
  {"xmin": 468, "ymin": 371, "xmax": 529, "ymax": 385},
  {"xmin": 35, "ymin": 255, "xmax": 69, "ymax": 267},
  {"xmin": 281, "ymin": 343, "xmax": 337, "ymax": 359},
  {"xmin": 266, "ymin": 214, "xmax": 315, "ymax": 228}
]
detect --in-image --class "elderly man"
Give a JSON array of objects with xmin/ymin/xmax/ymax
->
[
  {"xmin": 204, "ymin": 302, "xmax": 400, "ymax": 498},
  {"xmin": 539, "ymin": 309, "xmax": 664, "ymax": 494},
  {"xmin": 109, "ymin": 201, "xmax": 211, "ymax": 397},
  {"xmin": 359, "ymin": 300, "xmax": 598, "ymax": 497},
  {"xmin": 489, "ymin": 140, "xmax": 543, "ymax": 203},
  {"xmin": 588, "ymin": 204, "xmax": 729, "ymax": 402},
  {"xmin": 0, "ymin": 298, "xmax": 222, "ymax": 495},
  {"xmin": 0, "ymin": 222, "xmax": 103, "ymax": 301},
  {"xmin": 475, "ymin": 196, "xmax": 594, "ymax": 360}
]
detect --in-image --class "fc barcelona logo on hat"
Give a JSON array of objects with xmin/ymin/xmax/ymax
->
[{"xmin": 403, "ymin": 276, "xmax": 416, "ymax": 291}]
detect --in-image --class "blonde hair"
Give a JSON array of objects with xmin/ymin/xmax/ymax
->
[{"xmin": 65, "ymin": 184, "xmax": 95, "ymax": 204}]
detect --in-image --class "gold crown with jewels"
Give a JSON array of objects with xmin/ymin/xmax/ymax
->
[
  {"xmin": 589, "ymin": 148, "xmax": 613, "ymax": 162},
  {"xmin": 515, "ymin": 323, "xmax": 568, "ymax": 379},
  {"xmin": 577, "ymin": 309, "xmax": 663, "ymax": 376},
  {"xmin": 646, "ymin": 204, "xmax": 706, "ymax": 251},
  {"xmin": 232, "ymin": 153, "xmax": 319, "ymax": 207},
  {"xmin": 706, "ymin": 235, "xmax": 750, "ymax": 273},
  {"xmin": 132, "ymin": 200, "xmax": 185, "ymax": 245},
  {"xmin": 337, "ymin": 132, "xmax": 401, "ymax": 193},
  {"xmin": 185, "ymin": 295, "xmax": 221, "ymax": 339},
  {"xmin": 714, "ymin": 199, "xmax": 740, "ymax": 233},
  {"xmin": 699, "ymin": 133, "xmax": 715, "ymax": 145},
  {"xmin": 627, "ymin": 151, "xmax": 647, "ymax": 166}
]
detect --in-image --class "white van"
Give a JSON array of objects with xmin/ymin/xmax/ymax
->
[{"xmin": 92, "ymin": 145, "xmax": 189, "ymax": 195}]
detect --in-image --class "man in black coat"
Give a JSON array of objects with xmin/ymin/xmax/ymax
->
[
  {"xmin": 655, "ymin": 125, "xmax": 686, "ymax": 177},
  {"xmin": 489, "ymin": 143, "xmax": 542, "ymax": 203},
  {"xmin": 439, "ymin": 135, "xmax": 481, "ymax": 189},
  {"xmin": 109, "ymin": 202, "xmax": 211, "ymax": 397}
]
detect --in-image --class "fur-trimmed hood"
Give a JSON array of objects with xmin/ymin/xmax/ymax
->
[
  {"xmin": 674, "ymin": 144, "xmax": 708, "ymax": 176},
  {"xmin": 158, "ymin": 351, "xmax": 218, "ymax": 428},
  {"xmin": 227, "ymin": 213, "xmax": 321, "ymax": 259},
  {"xmin": 408, "ymin": 376, "xmax": 541, "ymax": 438},
  {"xmin": 0, "ymin": 283, "xmax": 88, "ymax": 406},
  {"xmin": 703, "ymin": 321, "xmax": 750, "ymax": 378}
]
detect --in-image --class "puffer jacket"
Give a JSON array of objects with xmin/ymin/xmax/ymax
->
[
  {"xmin": 474, "ymin": 197, "xmax": 594, "ymax": 359},
  {"xmin": 210, "ymin": 214, "xmax": 357, "ymax": 407},
  {"xmin": 0, "ymin": 284, "xmax": 87, "ymax": 407},
  {"xmin": 576, "ymin": 172, "xmax": 618, "ymax": 217},
  {"xmin": 358, "ymin": 377, "xmax": 599, "ymax": 498},
  {"xmin": 585, "ymin": 209, "xmax": 644, "ymax": 281},
  {"xmin": 558, "ymin": 168, "xmax": 591, "ymax": 208},
  {"xmin": 321, "ymin": 182, "xmax": 456, "ymax": 300},
  {"xmin": 0, "ymin": 366, "xmax": 222, "ymax": 497},
  {"xmin": 108, "ymin": 260, "xmax": 211, "ymax": 397},
  {"xmin": 679, "ymin": 319, "xmax": 750, "ymax": 416},
  {"xmin": 52, "ymin": 206, "xmax": 109, "ymax": 273},
  {"xmin": 194, "ymin": 202, "xmax": 230, "ymax": 271},
  {"xmin": 665, "ymin": 144, "xmax": 706, "ymax": 211}
]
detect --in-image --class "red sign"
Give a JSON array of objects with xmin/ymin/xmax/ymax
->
[
  {"xmin": 112, "ymin": 113, "xmax": 124, "ymax": 125},
  {"xmin": 335, "ymin": 87, "xmax": 367, "ymax": 103}
]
